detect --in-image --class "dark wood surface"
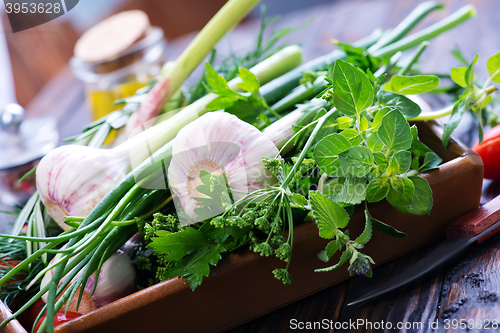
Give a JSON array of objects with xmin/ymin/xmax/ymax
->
[{"xmin": 2, "ymin": 0, "xmax": 500, "ymax": 332}]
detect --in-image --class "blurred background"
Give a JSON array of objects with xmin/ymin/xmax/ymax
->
[{"xmin": 0, "ymin": 0, "xmax": 336, "ymax": 108}]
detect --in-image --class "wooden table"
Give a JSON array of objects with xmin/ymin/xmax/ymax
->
[{"xmin": 2, "ymin": 0, "xmax": 500, "ymax": 331}]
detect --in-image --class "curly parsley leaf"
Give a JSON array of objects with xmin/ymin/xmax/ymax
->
[{"xmin": 148, "ymin": 227, "xmax": 226, "ymax": 290}]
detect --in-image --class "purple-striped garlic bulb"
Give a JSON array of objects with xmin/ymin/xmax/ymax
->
[
  {"xmin": 41, "ymin": 250, "xmax": 135, "ymax": 313},
  {"xmin": 36, "ymin": 145, "xmax": 129, "ymax": 230},
  {"xmin": 168, "ymin": 112, "xmax": 279, "ymax": 222}
]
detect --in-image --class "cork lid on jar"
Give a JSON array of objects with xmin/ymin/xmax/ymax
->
[{"xmin": 74, "ymin": 10, "xmax": 151, "ymax": 63}]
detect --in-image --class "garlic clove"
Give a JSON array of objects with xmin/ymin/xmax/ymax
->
[{"xmin": 168, "ymin": 112, "xmax": 279, "ymax": 222}]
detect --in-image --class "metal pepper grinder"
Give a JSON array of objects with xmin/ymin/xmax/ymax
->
[{"xmin": 0, "ymin": 104, "xmax": 58, "ymax": 206}]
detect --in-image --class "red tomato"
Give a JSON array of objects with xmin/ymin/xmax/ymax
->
[
  {"xmin": 472, "ymin": 124, "xmax": 500, "ymax": 179},
  {"xmin": 35, "ymin": 311, "xmax": 81, "ymax": 332},
  {"xmin": 26, "ymin": 299, "xmax": 46, "ymax": 330}
]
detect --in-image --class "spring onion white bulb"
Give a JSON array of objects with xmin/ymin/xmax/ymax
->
[
  {"xmin": 168, "ymin": 112, "xmax": 279, "ymax": 221},
  {"xmin": 262, "ymin": 108, "xmax": 304, "ymax": 154}
]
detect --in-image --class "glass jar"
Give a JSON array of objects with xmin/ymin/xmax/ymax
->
[{"xmin": 70, "ymin": 27, "xmax": 166, "ymax": 120}]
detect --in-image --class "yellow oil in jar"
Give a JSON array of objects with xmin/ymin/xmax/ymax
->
[{"xmin": 87, "ymin": 80, "xmax": 147, "ymax": 120}]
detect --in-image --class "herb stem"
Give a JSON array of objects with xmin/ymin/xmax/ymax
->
[
  {"xmin": 409, "ymin": 85, "xmax": 498, "ymax": 121},
  {"xmin": 282, "ymin": 108, "xmax": 336, "ymax": 188}
]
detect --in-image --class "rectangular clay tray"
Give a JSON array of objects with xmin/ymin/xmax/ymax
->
[{"xmin": 0, "ymin": 120, "xmax": 484, "ymax": 333}]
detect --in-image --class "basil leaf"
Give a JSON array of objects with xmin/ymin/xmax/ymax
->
[
  {"xmin": 387, "ymin": 176, "xmax": 415, "ymax": 207},
  {"xmin": 309, "ymin": 191, "xmax": 349, "ymax": 239},
  {"xmin": 371, "ymin": 218, "xmax": 407, "ymax": 238},
  {"xmin": 419, "ymin": 152, "xmax": 442, "ymax": 173},
  {"xmin": 395, "ymin": 176, "xmax": 433, "ymax": 215},
  {"xmin": 317, "ymin": 240, "xmax": 339, "ymax": 262},
  {"xmin": 387, "ymin": 75, "xmax": 440, "ymax": 95},
  {"xmin": 465, "ymin": 54, "xmax": 478, "ymax": 88},
  {"xmin": 334, "ymin": 176, "xmax": 367, "ymax": 206},
  {"xmin": 372, "ymin": 107, "xmax": 391, "ymax": 129},
  {"xmin": 387, "ymin": 151, "xmax": 411, "ymax": 175},
  {"xmin": 367, "ymin": 133, "xmax": 385, "ymax": 152},
  {"xmin": 377, "ymin": 110, "xmax": 412, "ymax": 152},
  {"xmin": 366, "ymin": 178, "xmax": 390, "ymax": 202},
  {"xmin": 338, "ymin": 146, "xmax": 374, "ymax": 177},
  {"xmin": 314, "ymin": 133, "xmax": 351, "ymax": 176},
  {"xmin": 410, "ymin": 125, "xmax": 418, "ymax": 146},
  {"xmin": 487, "ymin": 51, "xmax": 500, "ymax": 83},
  {"xmin": 340, "ymin": 128, "xmax": 362, "ymax": 146},
  {"xmin": 332, "ymin": 59, "xmax": 374, "ymax": 116},
  {"xmin": 442, "ymin": 97, "xmax": 473, "ymax": 147},
  {"xmin": 451, "ymin": 67, "xmax": 467, "ymax": 87},
  {"xmin": 355, "ymin": 210, "xmax": 373, "ymax": 245},
  {"xmin": 377, "ymin": 90, "xmax": 421, "ymax": 118},
  {"xmin": 315, "ymin": 248, "xmax": 352, "ymax": 273}
]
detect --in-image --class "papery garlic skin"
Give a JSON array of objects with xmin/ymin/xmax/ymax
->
[
  {"xmin": 41, "ymin": 251, "xmax": 135, "ymax": 312},
  {"xmin": 36, "ymin": 145, "xmax": 129, "ymax": 230},
  {"xmin": 84, "ymin": 251, "xmax": 136, "ymax": 308},
  {"xmin": 168, "ymin": 112, "xmax": 279, "ymax": 221}
]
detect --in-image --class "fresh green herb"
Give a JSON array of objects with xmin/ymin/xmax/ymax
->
[
  {"xmin": 184, "ymin": 6, "xmax": 296, "ymax": 105},
  {"xmin": 204, "ymin": 62, "xmax": 278, "ymax": 127},
  {"xmin": 0, "ymin": 237, "xmax": 45, "ymax": 309}
]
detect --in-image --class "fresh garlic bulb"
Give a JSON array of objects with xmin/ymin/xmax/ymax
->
[
  {"xmin": 41, "ymin": 251, "xmax": 135, "ymax": 313},
  {"xmin": 36, "ymin": 145, "xmax": 129, "ymax": 230},
  {"xmin": 168, "ymin": 112, "xmax": 279, "ymax": 222}
]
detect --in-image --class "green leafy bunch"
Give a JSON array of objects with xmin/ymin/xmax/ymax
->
[
  {"xmin": 185, "ymin": 6, "xmax": 296, "ymax": 104},
  {"xmin": 147, "ymin": 160, "xmax": 312, "ymax": 288},
  {"xmin": 204, "ymin": 61, "xmax": 278, "ymax": 129},
  {"xmin": 442, "ymin": 52, "xmax": 500, "ymax": 145},
  {"xmin": 310, "ymin": 59, "xmax": 443, "ymax": 274}
]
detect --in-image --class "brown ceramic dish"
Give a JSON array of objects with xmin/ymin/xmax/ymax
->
[{"xmin": 0, "ymin": 121, "xmax": 484, "ymax": 333}]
